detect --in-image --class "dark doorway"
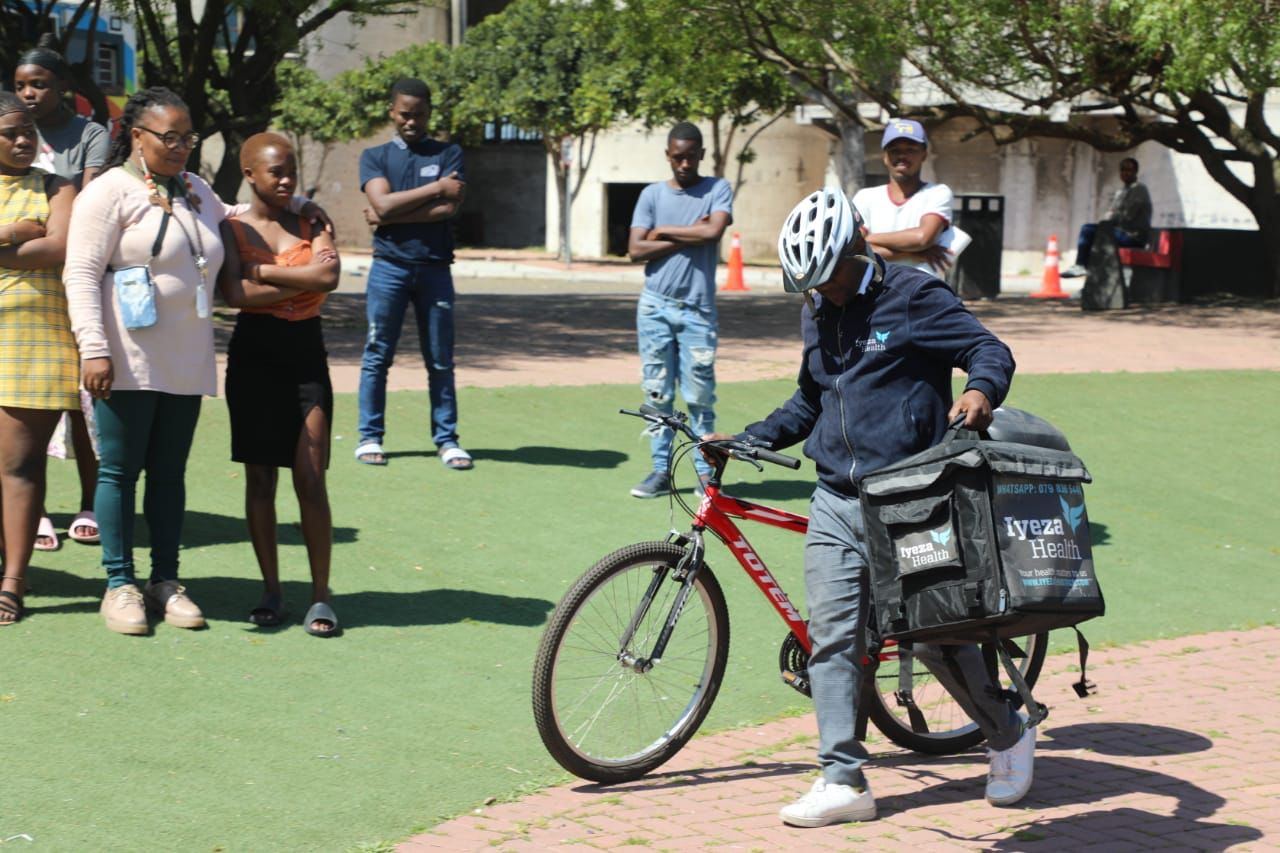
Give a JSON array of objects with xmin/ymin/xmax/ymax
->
[{"xmin": 607, "ymin": 183, "xmax": 648, "ymax": 256}]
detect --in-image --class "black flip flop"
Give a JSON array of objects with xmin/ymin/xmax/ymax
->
[
  {"xmin": 303, "ymin": 601, "xmax": 340, "ymax": 637},
  {"xmin": 248, "ymin": 592, "xmax": 285, "ymax": 627}
]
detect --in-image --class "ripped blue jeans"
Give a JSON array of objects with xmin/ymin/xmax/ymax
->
[
  {"xmin": 358, "ymin": 258, "xmax": 458, "ymax": 450},
  {"xmin": 636, "ymin": 290, "xmax": 717, "ymax": 477}
]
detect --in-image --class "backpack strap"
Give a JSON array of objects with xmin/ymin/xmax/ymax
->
[
  {"xmin": 993, "ymin": 632, "xmax": 1049, "ymax": 726},
  {"xmin": 893, "ymin": 644, "xmax": 931, "ymax": 733},
  {"xmin": 1070, "ymin": 626, "xmax": 1096, "ymax": 698}
]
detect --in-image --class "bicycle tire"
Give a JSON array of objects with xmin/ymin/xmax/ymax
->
[
  {"xmin": 532, "ymin": 541, "xmax": 730, "ymax": 783},
  {"xmin": 864, "ymin": 633, "xmax": 1048, "ymax": 755}
]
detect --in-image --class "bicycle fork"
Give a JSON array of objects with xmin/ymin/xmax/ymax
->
[{"xmin": 616, "ymin": 532, "xmax": 705, "ymax": 674}]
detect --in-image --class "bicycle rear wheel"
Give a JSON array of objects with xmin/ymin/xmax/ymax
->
[
  {"xmin": 864, "ymin": 633, "xmax": 1048, "ymax": 755},
  {"xmin": 532, "ymin": 541, "xmax": 730, "ymax": 783}
]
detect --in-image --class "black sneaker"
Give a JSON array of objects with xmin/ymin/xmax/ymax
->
[{"xmin": 630, "ymin": 471, "xmax": 671, "ymax": 499}]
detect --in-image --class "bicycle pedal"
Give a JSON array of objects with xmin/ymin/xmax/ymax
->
[{"xmin": 781, "ymin": 669, "xmax": 811, "ymax": 696}]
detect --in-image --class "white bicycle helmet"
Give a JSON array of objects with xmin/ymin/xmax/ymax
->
[{"xmin": 778, "ymin": 188, "xmax": 862, "ymax": 292}]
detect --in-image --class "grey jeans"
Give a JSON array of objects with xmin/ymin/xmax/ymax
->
[{"xmin": 804, "ymin": 487, "xmax": 1022, "ymax": 786}]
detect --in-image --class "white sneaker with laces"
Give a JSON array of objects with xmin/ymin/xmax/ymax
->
[
  {"xmin": 780, "ymin": 777, "xmax": 876, "ymax": 828},
  {"xmin": 986, "ymin": 711, "xmax": 1036, "ymax": 806}
]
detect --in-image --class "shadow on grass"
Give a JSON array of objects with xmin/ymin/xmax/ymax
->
[
  {"xmin": 1090, "ymin": 521, "xmax": 1110, "ymax": 546},
  {"xmin": 191, "ymin": 579, "xmax": 553, "ymax": 629},
  {"xmin": 182, "ymin": 511, "xmax": 360, "ymax": 548},
  {"xmin": 466, "ymin": 446, "xmax": 628, "ymax": 469},
  {"xmin": 379, "ymin": 446, "xmax": 629, "ymax": 469},
  {"xmin": 719, "ymin": 479, "xmax": 813, "ymax": 503}
]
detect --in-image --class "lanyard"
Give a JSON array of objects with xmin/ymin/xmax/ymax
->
[
  {"xmin": 168, "ymin": 198, "xmax": 210, "ymax": 319},
  {"xmin": 125, "ymin": 162, "xmax": 210, "ymax": 318}
]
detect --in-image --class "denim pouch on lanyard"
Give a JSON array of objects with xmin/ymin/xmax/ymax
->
[
  {"xmin": 113, "ymin": 265, "xmax": 157, "ymax": 329},
  {"xmin": 113, "ymin": 210, "xmax": 170, "ymax": 330}
]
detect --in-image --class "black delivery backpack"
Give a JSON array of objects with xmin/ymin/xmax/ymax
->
[{"xmin": 860, "ymin": 408, "xmax": 1103, "ymax": 722}]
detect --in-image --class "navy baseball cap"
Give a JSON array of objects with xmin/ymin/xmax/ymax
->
[{"xmin": 881, "ymin": 119, "xmax": 927, "ymax": 147}]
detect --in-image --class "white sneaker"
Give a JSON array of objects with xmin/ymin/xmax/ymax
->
[
  {"xmin": 986, "ymin": 711, "xmax": 1035, "ymax": 806},
  {"xmin": 780, "ymin": 777, "xmax": 876, "ymax": 828}
]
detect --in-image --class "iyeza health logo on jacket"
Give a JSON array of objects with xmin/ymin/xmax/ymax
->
[{"xmin": 992, "ymin": 476, "xmax": 1096, "ymax": 602}]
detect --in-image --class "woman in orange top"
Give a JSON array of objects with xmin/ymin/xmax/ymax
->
[{"xmin": 217, "ymin": 132, "xmax": 340, "ymax": 636}]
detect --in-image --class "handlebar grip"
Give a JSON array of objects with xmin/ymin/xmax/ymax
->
[{"xmin": 749, "ymin": 446, "xmax": 802, "ymax": 470}]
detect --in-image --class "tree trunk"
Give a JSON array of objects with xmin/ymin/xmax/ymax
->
[
  {"xmin": 828, "ymin": 109, "xmax": 866, "ymax": 198},
  {"xmin": 549, "ymin": 142, "xmax": 571, "ymax": 265},
  {"xmin": 212, "ymin": 132, "xmax": 248, "ymax": 201}
]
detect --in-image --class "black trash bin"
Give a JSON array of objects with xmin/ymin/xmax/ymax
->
[{"xmin": 950, "ymin": 194, "xmax": 1004, "ymax": 299}]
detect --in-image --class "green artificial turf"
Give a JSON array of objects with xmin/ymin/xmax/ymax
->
[{"xmin": 3, "ymin": 370, "xmax": 1275, "ymax": 850}]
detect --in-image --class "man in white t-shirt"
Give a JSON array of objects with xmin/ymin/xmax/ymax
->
[{"xmin": 852, "ymin": 119, "xmax": 953, "ymax": 274}]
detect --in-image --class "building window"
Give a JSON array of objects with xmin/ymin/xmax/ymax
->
[
  {"xmin": 94, "ymin": 43, "xmax": 119, "ymax": 89},
  {"xmin": 482, "ymin": 119, "xmax": 542, "ymax": 145}
]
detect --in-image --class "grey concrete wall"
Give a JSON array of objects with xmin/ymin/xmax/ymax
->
[
  {"xmin": 547, "ymin": 116, "xmax": 832, "ymax": 264},
  {"xmin": 458, "ymin": 145, "xmax": 547, "ymax": 248}
]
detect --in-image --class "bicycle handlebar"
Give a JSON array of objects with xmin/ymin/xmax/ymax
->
[{"xmin": 619, "ymin": 407, "xmax": 802, "ymax": 471}]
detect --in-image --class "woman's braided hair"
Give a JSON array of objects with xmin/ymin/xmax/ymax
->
[{"xmin": 102, "ymin": 86, "xmax": 189, "ymax": 172}]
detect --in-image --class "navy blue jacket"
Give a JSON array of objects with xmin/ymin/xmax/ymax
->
[{"xmin": 742, "ymin": 259, "xmax": 1015, "ymax": 497}]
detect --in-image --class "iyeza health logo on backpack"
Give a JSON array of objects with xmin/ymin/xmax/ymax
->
[
  {"xmin": 894, "ymin": 516, "xmax": 962, "ymax": 575},
  {"xmin": 992, "ymin": 475, "xmax": 1097, "ymax": 605}
]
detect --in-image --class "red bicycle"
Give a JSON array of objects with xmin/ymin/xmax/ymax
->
[{"xmin": 532, "ymin": 407, "xmax": 1047, "ymax": 784}]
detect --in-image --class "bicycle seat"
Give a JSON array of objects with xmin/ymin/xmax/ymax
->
[{"xmin": 986, "ymin": 407, "xmax": 1072, "ymax": 452}]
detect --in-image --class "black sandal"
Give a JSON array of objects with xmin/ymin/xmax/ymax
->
[
  {"xmin": 248, "ymin": 592, "xmax": 285, "ymax": 627},
  {"xmin": 304, "ymin": 601, "xmax": 340, "ymax": 637},
  {"xmin": 0, "ymin": 589, "xmax": 25, "ymax": 626}
]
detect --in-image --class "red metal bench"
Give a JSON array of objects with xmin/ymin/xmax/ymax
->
[{"xmin": 1117, "ymin": 229, "xmax": 1182, "ymax": 302}]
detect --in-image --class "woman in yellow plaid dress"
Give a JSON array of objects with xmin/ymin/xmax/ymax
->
[{"xmin": 0, "ymin": 93, "xmax": 77, "ymax": 624}]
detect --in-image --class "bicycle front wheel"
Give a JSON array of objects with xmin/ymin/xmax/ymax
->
[
  {"xmin": 532, "ymin": 541, "xmax": 730, "ymax": 783},
  {"xmin": 864, "ymin": 633, "xmax": 1048, "ymax": 755}
]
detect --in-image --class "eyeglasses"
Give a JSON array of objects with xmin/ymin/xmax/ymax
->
[{"xmin": 136, "ymin": 126, "xmax": 200, "ymax": 150}]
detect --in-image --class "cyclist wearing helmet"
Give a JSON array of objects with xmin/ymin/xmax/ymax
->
[{"xmin": 712, "ymin": 187, "xmax": 1029, "ymax": 827}]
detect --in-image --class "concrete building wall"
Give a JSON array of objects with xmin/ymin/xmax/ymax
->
[
  {"xmin": 546, "ymin": 117, "xmax": 832, "ymax": 264},
  {"xmin": 857, "ymin": 117, "xmax": 1255, "ymax": 275},
  {"xmin": 199, "ymin": 7, "xmax": 454, "ymax": 242},
  {"xmin": 458, "ymin": 145, "xmax": 547, "ymax": 247}
]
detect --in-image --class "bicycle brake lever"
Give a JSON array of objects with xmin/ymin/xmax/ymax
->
[{"xmin": 732, "ymin": 450, "xmax": 765, "ymax": 472}]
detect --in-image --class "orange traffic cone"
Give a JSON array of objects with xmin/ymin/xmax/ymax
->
[
  {"xmin": 721, "ymin": 232, "xmax": 748, "ymax": 291},
  {"xmin": 1032, "ymin": 234, "xmax": 1069, "ymax": 299}
]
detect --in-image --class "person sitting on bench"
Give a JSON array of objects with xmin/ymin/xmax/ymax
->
[{"xmin": 1062, "ymin": 157, "xmax": 1152, "ymax": 277}]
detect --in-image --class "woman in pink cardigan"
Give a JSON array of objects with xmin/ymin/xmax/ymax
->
[{"xmin": 63, "ymin": 87, "xmax": 328, "ymax": 636}]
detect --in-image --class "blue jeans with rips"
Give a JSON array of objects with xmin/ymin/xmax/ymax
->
[
  {"xmin": 635, "ymin": 290, "xmax": 717, "ymax": 478},
  {"xmin": 805, "ymin": 486, "xmax": 1022, "ymax": 786},
  {"xmin": 357, "ymin": 258, "xmax": 458, "ymax": 450}
]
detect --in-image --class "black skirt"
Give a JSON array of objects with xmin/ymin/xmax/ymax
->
[{"xmin": 226, "ymin": 313, "xmax": 333, "ymax": 468}]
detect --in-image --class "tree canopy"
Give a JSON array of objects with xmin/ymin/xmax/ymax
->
[
  {"xmin": 453, "ymin": 0, "xmax": 634, "ymax": 260},
  {"xmin": 132, "ymin": 0, "xmax": 421, "ymax": 198},
  {"xmin": 698, "ymin": 0, "xmax": 1280, "ymax": 294}
]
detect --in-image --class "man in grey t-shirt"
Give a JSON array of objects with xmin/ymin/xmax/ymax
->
[{"xmin": 627, "ymin": 122, "xmax": 733, "ymax": 498}]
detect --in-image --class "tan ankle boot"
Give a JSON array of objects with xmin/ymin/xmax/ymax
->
[
  {"xmin": 101, "ymin": 584, "xmax": 148, "ymax": 635},
  {"xmin": 144, "ymin": 580, "xmax": 206, "ymax": 629}
]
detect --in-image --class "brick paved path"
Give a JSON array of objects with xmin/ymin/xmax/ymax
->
[{"xmin": 402, "ymin": 627, "xmax": 1277, "ymax": 851}]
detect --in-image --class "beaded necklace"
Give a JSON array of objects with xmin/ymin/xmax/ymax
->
[{"xmin": 125, "ymin": 153, "xmax": 210, "ymax": 318}]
